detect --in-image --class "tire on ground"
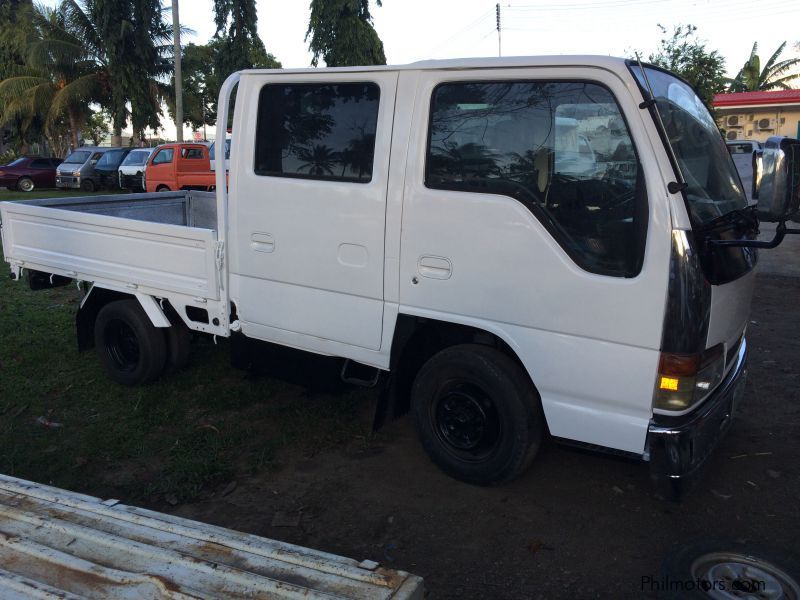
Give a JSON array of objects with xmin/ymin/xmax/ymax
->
[
  {"xmin": 94, "ymin": 299, "xmax": 167, "ymax": 385},
  {"xmin": 411, "ymin": 343, "xmax": 544, "ymax": 486},
  {"xmin": 80, "ymin": 179, "xmax": 95, "ymax": 192},
  {"xmin": 17, "ymin": 177, "xmax": 34, "ymax": 192}
]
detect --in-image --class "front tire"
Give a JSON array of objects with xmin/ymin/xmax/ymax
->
[
  {"xmin": 156, "ymin": 184, "xmax": 170, "ymax": 192},
  {"xmin": 80, "ymin": 179, "xmax": 95, "ymax": 192},
  {"xmin": 94, "ymin": 299, "xmax": 167, "ymax": 385},
  {"xmin": 17, "ymin": 177, "xmax": 34, "ymax": 192},
  {"xmin": 411, "ymin": 344, "xmax": 544, "ymax": 485}
]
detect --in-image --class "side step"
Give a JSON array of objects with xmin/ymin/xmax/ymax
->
[{"xmin": 340, "ymin": 359, "xmax": 382, "ymax": 388}]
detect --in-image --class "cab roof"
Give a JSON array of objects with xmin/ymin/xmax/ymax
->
[{"xmin": 238, "ymin": 55, "xmax": 630, "ymax": 76}]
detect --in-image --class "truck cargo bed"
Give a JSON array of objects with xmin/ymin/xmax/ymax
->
[
  {"xmin": 0, "ymin": 475, "xmax": 423, "ymax": 599},
  {"xmin": 0, "ymin": 192, "xmax": 221, "ymax": 301}
]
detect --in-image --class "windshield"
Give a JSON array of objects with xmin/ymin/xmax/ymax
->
[
  {"xmin": 63, "ymin": 150, "xmax": 92, "ymax": 165},
  {"xmin": 631, "ymin": 66, "xmax": 748, "ymax": 224},
  {"xmin": 95, "ymin": 150, "xmax": 126, "ymax": 169},
  {"xmin": 209, "ymin": 139, "xmax": 230, "ymax": 161},
  {"xmin": 121, "ymin": 150, "xmax": 150, "ymax": 166}
]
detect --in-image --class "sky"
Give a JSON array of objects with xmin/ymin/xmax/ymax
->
[{"xmin": 42, "ymin": 0, "xmax": 800, "ymax": 139}]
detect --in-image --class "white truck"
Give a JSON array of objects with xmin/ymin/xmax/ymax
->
[{"xmin": 3, "ymin": 57, "xmax": 799, "ymax": 495}]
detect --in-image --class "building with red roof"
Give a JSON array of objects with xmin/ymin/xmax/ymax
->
[{"xmin": 713, "ymin": 89, "xmax": 800, "ymax": 142}]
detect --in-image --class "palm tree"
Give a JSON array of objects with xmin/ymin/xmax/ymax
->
[
  {"xmin": 63, "ymin": 0, "xmax": 174, "ymax": 144},
  {"xmin": 296, "ymin": 144, "xmax": 339, "ymax": 176},
  {"xmin": 727, "ymin": 42, "xmax": 800, "ymax": 92},
  {"xmin": 0, "ymin": 5, "xmax": 98, "ymax": 150}
]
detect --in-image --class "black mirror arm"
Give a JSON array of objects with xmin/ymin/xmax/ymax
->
[{"xmin": 711, "ymin": 220, "xmax": 800, "ymax": 249}]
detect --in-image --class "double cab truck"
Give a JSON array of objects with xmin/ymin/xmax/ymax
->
[
  {"xmin": 3, "ymin": 57, "xmax": 799, "ymax": 494},
  {"xmin": 144, "ymin": 142, "xmax": 216, "ymax": 192}
]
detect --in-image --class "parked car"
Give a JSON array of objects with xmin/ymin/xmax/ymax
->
[
  {"xmin": 118, "ymin": 148, "xmax": 155, "ymax": 191},
  {"xmin": 56, "ymin": 146, "xmax": 114, "ymax": 192},
  {"xmin": 93, "ymin": 148, "xmax": 132, "ymax": 189},
  {"xmin": 144, "ymin": 143, "xmax": 215, "ymax": 192},
  {"xmin": 0, "ymin": 156, "xmax": 62, "ymax": 192}
]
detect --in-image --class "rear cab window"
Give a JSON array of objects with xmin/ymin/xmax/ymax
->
[
  {"xmin": 425, "ymin": 80, "xmax": 646, "ymax": 277},
  {"xmin": 254, "ymin": 82, "xmax": 380, "ymax": 183}
]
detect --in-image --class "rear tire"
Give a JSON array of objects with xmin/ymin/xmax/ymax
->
[
  {"xmin": 17, "ymin": 177, "xmax": 34, "ymax": 192},
  {"xmin": 411, "ymin": 344, "xmax": 544, "ymax": 485},
  {"xmin": 156, "ymin": 184, "xmax": 170, "ymax": 192},
  {"xmin": 80, "ymin": 179, "xmax": 95, "ymax": 192},
  {"xmin": 94, "ymin": 299, "xmax": 167, "ymax": 385}
]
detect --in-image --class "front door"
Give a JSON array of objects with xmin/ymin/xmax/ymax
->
[{"xmin": 230, "ymin": 71, "xmax": 398, "ymax": 352}]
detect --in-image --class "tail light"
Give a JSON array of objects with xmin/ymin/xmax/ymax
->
[{"xmin": 654, "ymin": 344, "xmax": 724, "ymax": 411}]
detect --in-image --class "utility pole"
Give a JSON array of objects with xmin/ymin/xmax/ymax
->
[
  {"xmin": 172, "ymin": 0, "xmax": 183, "ymax": 142},
  {"xmin": 496, "ymin": 3, "xmax": 501, "ymax": 58}
]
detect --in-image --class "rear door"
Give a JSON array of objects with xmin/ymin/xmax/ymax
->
[{"xmin": 230, "ymin": 71, "xmax": 397, "ymax": 352}]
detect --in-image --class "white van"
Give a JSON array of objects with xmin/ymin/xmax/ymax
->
[{"xmin": 3, "ymin": 57, "xmax": 799, "ymax": 495}]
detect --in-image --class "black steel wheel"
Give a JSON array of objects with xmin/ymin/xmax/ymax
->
[
  {"xmin": 94, "ymin": 299, "xmax": 167, "ymax": 385},
  {"xmin": 411, "ymin": 344, "xmax": 544, "ymax": 485},
  {"xmin": 80, "ymin": 178, "xmax": 95, "ymax": 192}
]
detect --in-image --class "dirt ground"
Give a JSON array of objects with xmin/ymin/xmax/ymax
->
[{"xmin": 167, "ymin": 269, "xmax": 800, "ymax": 599}]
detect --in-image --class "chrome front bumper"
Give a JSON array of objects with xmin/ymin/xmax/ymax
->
[{"xmin": 646, "ymin": 338, "xmax": 747, "ymax": 497}]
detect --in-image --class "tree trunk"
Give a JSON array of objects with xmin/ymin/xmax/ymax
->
[
  {"xmin": 68, "ymin": 110, "xmax": 80, "ymax": 150},
  {"xmin": 111, "ymin": 125, "xmax": 122, "ymax": 147}
]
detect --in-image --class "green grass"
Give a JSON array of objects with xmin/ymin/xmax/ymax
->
[
  {"xmin": 0, "ymin": 243, "xmax": 373, "ymax": 503},
  {"xmin": 0, "ymin": 188, "xmax": 126, "ymax": 201}
]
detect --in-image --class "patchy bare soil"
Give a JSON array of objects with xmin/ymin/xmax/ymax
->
[{"xmin": 170, "ymin": 273, "xmax": 800, "ymax": 599}]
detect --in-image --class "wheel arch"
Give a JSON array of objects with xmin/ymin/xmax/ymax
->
[
  {"xmin": 385, "ymin": 313, "xmax": 536, "ymax": 419},
  {"xmin": 76, "ymin": 285, "xmax": 172, "ymax": 352}
]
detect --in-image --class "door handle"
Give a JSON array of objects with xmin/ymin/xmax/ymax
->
[
  {"xmin": 250, "ymin": 232, "xmax": 275, "ymax": 253},
  {"xmin": 418, "ymin": 256, "xmax": 452, "ymax": 280}
]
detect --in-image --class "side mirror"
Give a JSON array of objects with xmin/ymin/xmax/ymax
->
[{"xmin": 755, "ymin": 136, "xmax": 800, "ymax": 222}]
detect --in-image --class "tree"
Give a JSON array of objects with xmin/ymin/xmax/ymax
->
[
  {"xmin": 727, "ymin": 42, "xmax": 800, "ymax": 92},
  {"xmin": 0, "ymin": 4, "xmax": 97, "ymax": 151},
  {"xmin": 0, "ymin": 0, "xmax": 43, "ymax": 153},
  {"xmin": 306, "ymin": 0, "xmax": 386, "ymax": 67},
  {"xmin": 213, "ymin": 0, "xmax": 279, "ymax": 89},
  {"xmin": 647, "ymin": 24, "xmax": 727, "ymax": 108},
  {"xmin": 82, "ymin": 109, "xmax": 110, "ymax": 145},
  {"xmin": 166, "ymin": 39, "xmax": 279, "ymax": 134},
  {"xmin": 77, "ymin": 0, "xmax": 175, "ymax": 143}
]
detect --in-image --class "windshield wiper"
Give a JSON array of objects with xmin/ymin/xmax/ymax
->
[{"xmin": 698, "ymin": 205, "xmax": 758, "ymax": 234}]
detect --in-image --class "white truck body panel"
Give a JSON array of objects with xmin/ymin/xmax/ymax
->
[
  {"xmin": 229, "ymin": 71, "xmax": 398, "ymax": 352},
  {"xmin": 0, "ymin": 475, "xmax": 423, "ymax": 599},
  {"xmin": 0, "ymin": 192, "xmax": 229, "ymax": 336}
]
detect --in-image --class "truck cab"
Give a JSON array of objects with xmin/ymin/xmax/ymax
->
[{"xmin": 145, "ymin": 143, "xmax": 215, "ymax": 192}]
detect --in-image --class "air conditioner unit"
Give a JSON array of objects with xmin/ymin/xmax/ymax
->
[
  {"xmin": 726, "ymin": 115, "xmax": 744, "ymax": 127},
  {"xmin": 758, "ymin": 118, "xmax": 775, "ymax": 130},
  {"xmin": 726, "ymin": 130, "xmax": 739, "ymax": 140}
]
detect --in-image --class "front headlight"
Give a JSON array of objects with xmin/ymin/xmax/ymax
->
[
  {"xmin": 73, "ymin": 171, "xmax": 81, "ymax": 177},
  {"xmin": 653, "ymin": 344, "xmax": 725, "ymax": 411}
]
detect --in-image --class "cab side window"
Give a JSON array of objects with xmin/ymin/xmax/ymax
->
[
  {"xmin": 254, "ymin": 82, "xmax": 380, "ymax": 183},
  {"xmin": 426, "ymin": 80, "xmax": 646, "ymax": 277},
  {"xmin": 152, "ymin": 149, "xmax": 174, "ymax": 165}
]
